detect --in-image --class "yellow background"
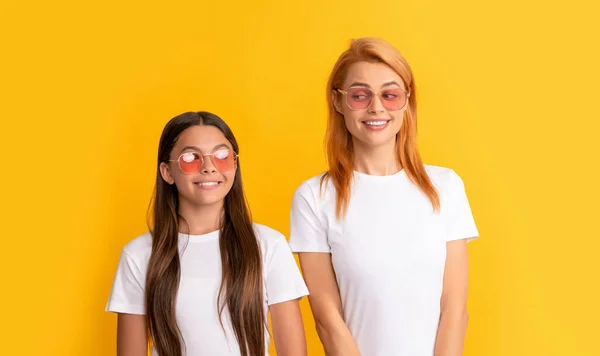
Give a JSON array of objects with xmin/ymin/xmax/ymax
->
[{"xmin": 1, "ymin": 0, "xmax": 599, "ymax": 355}]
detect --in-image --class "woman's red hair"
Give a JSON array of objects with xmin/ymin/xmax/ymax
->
[{"xmin": 322, "ymin": 37, "xmax": 440, "ymax": 218}]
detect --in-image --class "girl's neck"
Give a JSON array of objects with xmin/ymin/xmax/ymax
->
[{"xmin": 177, "ymin": 199, "xmax": 224, "ymax": 235}]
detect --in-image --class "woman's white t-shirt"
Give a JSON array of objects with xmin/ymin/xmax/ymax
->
[
  {"xmin": 289, "ymin": 166, "xmax": 479, "ymax": 356},
  {"xmin": 106, "ymin": 223, "xmax": 309, "ymax": 356}
]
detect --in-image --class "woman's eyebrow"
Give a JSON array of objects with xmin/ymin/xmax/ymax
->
[
  {"xmin": 348, "ymin": 81, "xmax": 401, "ymax": 88},
  {"xmin": 381, "ymin": 81, "xmax": 401, "ymax": 87}
]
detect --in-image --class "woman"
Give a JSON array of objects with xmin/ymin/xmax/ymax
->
[
  {"xmin": 106, "ymin": 111, "xmax": 308, "ymax": 356},
  {"xmin": 290, "ymin": 38, "xmax": 479, "ymax": 356}
]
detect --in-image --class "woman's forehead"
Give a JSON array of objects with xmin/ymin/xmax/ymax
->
[{"xmin": 343, "ymin": 62, "xmax": 405, "ymax": 89}]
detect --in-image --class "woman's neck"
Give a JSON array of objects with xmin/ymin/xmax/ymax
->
[
  {"xmin": 352, "ymin": 138, "xmax": 402, "ymax": 176},
  {"xmin": 177, "ymin": 199, "xmax": 224, "ymax": 235}
]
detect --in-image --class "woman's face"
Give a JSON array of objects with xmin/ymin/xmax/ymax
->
[
  {"xmin": 160, "ymin": 125, "xmax": 237, "ymax": 208},
  {"xmin": 335, "ymin": 61, "xmax": 409, "ymax": 149}
]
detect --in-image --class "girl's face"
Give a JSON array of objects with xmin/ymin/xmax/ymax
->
[
  {"xmin": 334, "ymin": 61, "xmax": 409, "ymax": 149},
  {"xmin": 160, "ymin": 125, "xmax": 237, "ymax": 208}
]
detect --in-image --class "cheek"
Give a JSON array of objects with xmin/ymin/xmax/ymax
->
[
  {"xmin": 222, "ymin": 171, "xmax": 236, "ymax": 188},
  {"xmin": 170, "ymin": 170, "xmax": 188, "ymax": 186},
  {"xmin": 394, "ymin": 112, "xmax": 406, "ymax": 130},
  {"xmin": 226, "ymin": 171, "xmax": 236, "ymax": 182},
  {"xmin": 343, "ymin": 112, "xmax": 362, "ymax": 131}
]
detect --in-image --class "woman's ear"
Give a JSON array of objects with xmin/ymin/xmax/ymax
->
[
  {"xmin": 332, "ymin": 91, "xmax": 343, "ymax": 114},
  {"xmin": 159, "ymin": 162, "xmax": 175, "ymax": 185}
]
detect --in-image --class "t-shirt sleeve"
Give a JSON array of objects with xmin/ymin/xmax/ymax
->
[
  {"xmin": 289, "ymin": 181, "xmax": 330, "ymax": 253},
  {"xmin": 105, "ymin": 249, "xmax": 146, "ymax": 315},
  {"xmin": 445, "ymin": 170, "xmax": 479, "ymax": 242},
  {"xmin": 265, "ymin": 234, "xmax": 309, "ymax": 306}
]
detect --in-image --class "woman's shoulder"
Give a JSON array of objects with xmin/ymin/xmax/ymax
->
[
  {"xmin": 425, "ymin": 164, "xmax": 463, "ymax": 181},
  {"xmin": 296, "ymin": 172, "xmax": 327, "ymax": 191},
  {"xmin": 424, "ymin": 164, "xmax": 455, "ymax": 178},
  {"xmin": 292, "ymin": 171, "xmax": 336, "ymax": 202},
  {"xmin": 423, "ymin": 164, "xmax": 467, "ymax": 193}
]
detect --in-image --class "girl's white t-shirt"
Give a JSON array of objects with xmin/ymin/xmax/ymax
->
[
  {"xmin": 289, "ymin": 166, "xmax": 479, "ymax": 356},
  {"xmin": 106, "ymin": 223, "xmax": 309, "ymax": 356}
]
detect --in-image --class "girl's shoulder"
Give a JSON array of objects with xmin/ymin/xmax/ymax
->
[
  {"xmin": 117, "ymin": 231, "xmax": 153, "ymax": 266},
  {"xmin": 252, "ymin": 223, "xmax": 296, "ymax": 262},
  {"xmin": 253, "ymin": 223, "xmax": 287, "ymax": 247}
]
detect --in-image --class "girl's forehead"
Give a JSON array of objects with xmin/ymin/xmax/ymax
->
[{"xmin": 176, "ymin": 125, "xmax": 231, "ymax": 151}]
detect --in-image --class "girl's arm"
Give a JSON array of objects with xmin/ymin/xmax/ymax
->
[
  {"xmin": 117, "ymin": 313, "xmax": 147, "ymax": 356},
  {"xmin": 270, "ymin": 299, "xmax": 307, "ymax": 356}
]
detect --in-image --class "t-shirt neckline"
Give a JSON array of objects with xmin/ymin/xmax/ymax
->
[
  {"xmin": 353, "ymin": 169, "xmax": 406, "ymax": 180},
  {"xmin": 178, "ymin": 229, "xmax": 219, "ymax": 243}
]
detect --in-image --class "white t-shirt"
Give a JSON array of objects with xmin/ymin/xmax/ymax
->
[
  {"xmin": 106, "ymin": 223, "xmax": 309, "ymax": 356},
  {"xmin": 289, "ymin": 166, "xmax": 479, "ymax": 356}
]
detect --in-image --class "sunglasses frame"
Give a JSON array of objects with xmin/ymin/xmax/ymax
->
[
  {"xmin": 168, "ymin": 149, "xmax": 238, "ymax": 174},
  {"xmin": 336, "ymin": 87, "xmax": 411, "ymax": 111}
]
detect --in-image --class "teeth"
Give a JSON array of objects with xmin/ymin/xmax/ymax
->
[
  {"xmin": 197, "ymin": 182, "xmax": 219, "ymax": 186},
  {"xmin": 365, "ymin": 121, "xmax": 387, "ymax": 126}
]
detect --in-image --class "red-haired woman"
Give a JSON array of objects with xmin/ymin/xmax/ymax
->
[{"xmin": 290, "ymin": 38, "xmax": 479, "ymax": 356}]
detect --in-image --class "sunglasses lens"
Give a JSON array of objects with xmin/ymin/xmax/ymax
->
[
  {"xmin": 178, "ymin": 152, "xmax": 202, "ymax": 174},
  {"xmin": 212, "ymin": 149, "xmax": 236, "ymax": 171},
  {"xmin": 346, "ymin": 87, "xmax": 373, "ymax": 109},
  {"xmin": 380, "ymin": 89, "xmax": 407, "ymax": 111},
  {"xmin": 345, "ymin": 87, "xmax": 408, "ymax": 111}
]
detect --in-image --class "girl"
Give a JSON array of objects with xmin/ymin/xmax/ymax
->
[
  {"xmin": 107, "ymin": 111, "xmax": 309, "ymax": 356},
  {"xmin": 290, "ymin": 38, "xmax": 479, "ymax": 356}
]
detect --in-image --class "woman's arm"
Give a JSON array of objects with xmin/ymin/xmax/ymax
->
[
  {"xmin": 270, "ymin": 299, "xmax": 307, "ymax": 356},
  {"xmin": 117, "ymin": 313, "xmax": 147, "ymax": 356},
  {"xmin": 298, "ymin": 253, "xmax": 360, "ymax": 356},
  {"xmin": 434, "ymin": 239, "xmax": 470, "ymax": 356}
]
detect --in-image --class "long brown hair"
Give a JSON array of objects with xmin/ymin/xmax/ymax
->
[
  {"xmin": 323, "ymin": 37, "xmax": 440, "ymax": 218},
  {"xmin": 145, "ymin": 112, "xmax": 265, "ymax": 356}
]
